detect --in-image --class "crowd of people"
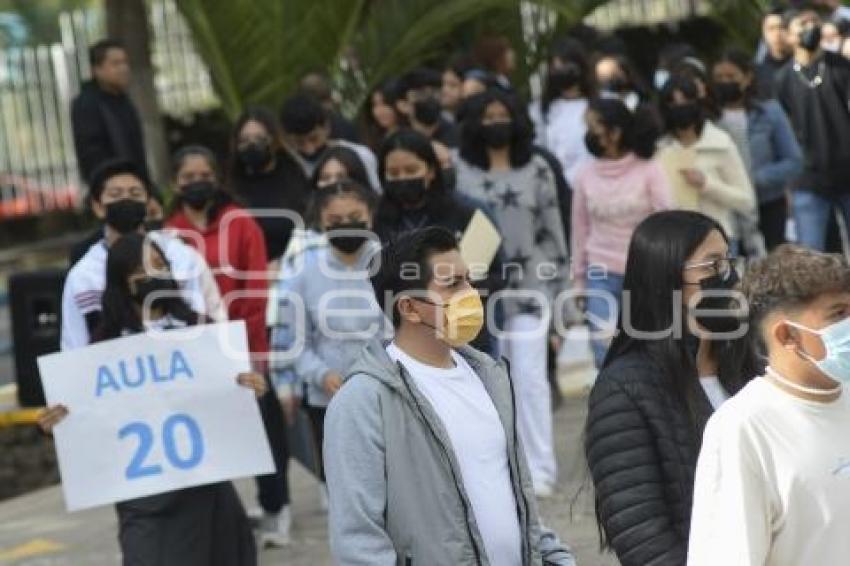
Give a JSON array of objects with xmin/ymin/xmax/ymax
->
[{"xmin": 32, "ymin": 1, "xmax": 850, "ymax": 564}]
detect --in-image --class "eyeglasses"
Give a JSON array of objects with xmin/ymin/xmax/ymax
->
[{"xmin": 684, "ymin": 256, "xmax": 734, "ymax": 280}]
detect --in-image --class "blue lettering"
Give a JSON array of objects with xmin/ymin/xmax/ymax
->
[
  {"xmin": 95, "ymin": 351, "xmax": 194, "ymax": 397},
  {"xmin": 95, "ymin": 365, "xmax": 121, "ymax": 397},
  {"xmin": 149, "ymin": 354, "xmax": 169, "ymax": 382},
  {"xmin": 170, "ymin": 351, "xmax": 194, "ymax": 380},
  {"xmin": 122, "ymin": 359, "xmax": 145, "ymax": 388}
]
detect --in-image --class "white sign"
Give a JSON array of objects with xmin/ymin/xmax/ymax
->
[{"xmin": 38, "ymin": 321, "xmax": 275, "ymax": 511}]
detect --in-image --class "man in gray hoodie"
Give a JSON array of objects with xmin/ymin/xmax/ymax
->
[{"xmin": 324, "ymin": 226, "xmax": 576, "ymax": 566}]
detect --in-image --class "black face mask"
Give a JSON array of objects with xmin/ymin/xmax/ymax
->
[
  {"xmin": 385, "ymin": 177, "xmax": 427, "ymax": 207},
  {"xmin": 692, "ymin": 267, "xmax": 743, "ymax": 333},
  {"xmin": 548, "ymin": 66, "xmax": 582, "ymax": 93},
  {"xmin": 667, "ymin": 102, "xmax": 703, "ymax": 131},
  {"xmin": 299, "ymin": 145, "xmax": 327, "ymax": 162},
  {"xmin": 481, "ymin": 122, "xmax": 513, "ymax": 148},
  {"xmin": 800, "ymin": 25, "xmax": 822, "ymax": 52},
  {"xmin": 584, "ymin": 131, "xmax": 606, "ymax": 157},
  {"xmin": 144, "ymin": 219, "xmax": 164, "ymax": 232},
  {"xmin": 413, "ymin": 96, "xmax": 442, "ymax": 127},
  {"xmin": 714, "ymin": 81, "xmax": 744, "ymax": 106},
  {"xmin": 180, "ymin": 181, "xmax": 216, "ymax": 211},
  {"xmin": 327, "ymin": 221, "xmax": 370, "ymax": 254},
  {"xmin": 105, "ymin": 199, "xmax": 147, "ymax": 234},
  {"xmin": 238, "ymin": 142, "xmax": 273, "ymax": 174},
  {"xmin": 599, "ymin": 76, "xmax": 628, "ymax": 93},
  {"xmin": 132, "ymin": 276, "xmax": 180, "ymax": 312},
  {"xmin": 441, "ymin": 167, "xmax": 457, "ymax": 191}
]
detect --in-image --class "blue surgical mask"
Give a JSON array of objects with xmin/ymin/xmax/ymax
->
[{"xmin": 786, "ymin": 318, "xmax": 850, "ymax": 384}]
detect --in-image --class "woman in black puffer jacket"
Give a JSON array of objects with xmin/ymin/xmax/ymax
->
[{"xmin": 584, "ymin": 210, "xmax": 760, "ymax": 566}]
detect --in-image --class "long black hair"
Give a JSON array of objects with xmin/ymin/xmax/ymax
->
[
  {"xmin": 171, "ymin": 144, "xmax": 234, "ymax": 223},
  {"xmin": 603, "ymin": 211, "xmax": 725, "ymax": 406},
  {"xmin": 659, "ymin": 73, "xmax": 707, "ymax": 136},
  {"xmin": 459, "ymin": 89, "xmax": 534, "ymax": 170},
  {"xmin": 375, "ymin": 128, "xmax": 451, "ymax": 231},
  {"xmin": 714, "ymin": 48, "xmax": 761, "ymax": 113},
  {"xmin": 309, "ymin": 145, "xmax": 372, "ymax": 191},
  {"xmin": 362, "ymin": 79, "xmax": 400, "ymax": 151},
  {"xmin": 94, "ymin": 233, "xmax": 199, "ymax": 342},
  {"xmin": 604, "ymin": 209, "xmax": 758, "ymax": 404},
  {"xmin": 588, "ymin": 97, "xmax": 660, "ymax": 160},
  {"xmin": 542, "ymin": 37, "xmax": 592, "ymax": 117}
]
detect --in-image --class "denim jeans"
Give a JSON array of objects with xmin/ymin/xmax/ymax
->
[
  {"xmin": 585, "ymin": 273, "xmax": 625, "ymax": 368},
  {"xmin": 792, "ymin": 191, "xmax": 850, "ymax": 251}
]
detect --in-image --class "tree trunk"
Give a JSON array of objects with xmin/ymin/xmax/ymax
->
[{"xmin": 105, "ymin": 0, "xmax": 170, "ymax": 188}]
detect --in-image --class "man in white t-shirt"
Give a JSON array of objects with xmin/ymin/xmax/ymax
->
[
  {"xmin": 323, "ymin": 226, "xmax": 575, "ymax": 566},
  {"xmin": 61, "ymin": 159, "xmax": 224, "ymax": 350},
  {"xmin": 688, "ymin": 244, "xmax": 850, "ymax": 566}
]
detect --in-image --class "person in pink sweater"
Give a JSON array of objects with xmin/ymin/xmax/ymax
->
[{"xmin": 572, "ymin": 97, "xmax": 673, "ymax": 367}]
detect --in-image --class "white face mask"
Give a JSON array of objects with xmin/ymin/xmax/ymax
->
[{"xmin": 786, "ymin": 317, "xmax": 850, "ymax": 385}]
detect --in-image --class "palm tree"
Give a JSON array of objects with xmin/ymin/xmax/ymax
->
[{"xmin": 177, "ymin": 0, "xmax": 610, "ymax": 122}]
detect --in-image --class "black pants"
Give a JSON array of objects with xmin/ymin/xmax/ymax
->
[
  {"xmin": 759, "ymin": 198, "xmax": 787, "ymax": 252},
  {"xmin": 305, "ymin": 405, "xmax": 327, "ymax": 482},
  {"xmin": 254, "ymin": 376, "xmax": 290, "ymax": 514},
  {"xmin": 117, "ymin": 482, "xmax": 256, "ymax": 566}
]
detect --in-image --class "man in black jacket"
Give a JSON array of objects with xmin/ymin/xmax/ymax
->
[
  {"xmin": 775, "ymin": 8, "xmax": 850, "ymax": 252},
  {"xmin": 71, "ymin": 39, "xmax": 148, "ymax": 185}
]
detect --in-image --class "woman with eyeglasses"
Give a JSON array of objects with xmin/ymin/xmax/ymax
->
[{"xmin": 584, "ymin": 210, "xmax": 758, "ymax": 566}]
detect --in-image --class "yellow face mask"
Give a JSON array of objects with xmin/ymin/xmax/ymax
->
[{"xmin": 416, "ymin": 289, "xmax": 485, "ymax": 348}]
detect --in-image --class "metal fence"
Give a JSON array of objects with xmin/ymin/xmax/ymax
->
[{"xmin": 0, "ymin": 1, "xmax": 217, "ymax": 220}]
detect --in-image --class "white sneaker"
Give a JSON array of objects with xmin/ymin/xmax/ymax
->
[
  {"xmin": 319, "ymin": 483, "xmax": 329, "ymax": 513},
  {"xmin": 258, "ymin": 505, "xmax": 292, "ymax": 548},
  {"xmin": 534, "ymin": 483, "xmax": 555, "ymax": 499}
]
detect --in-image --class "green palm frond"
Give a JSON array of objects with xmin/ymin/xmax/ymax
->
[
  {"xmin": 177, "ymin": 0, "xmax": 612, "ymax": 121},
  {"xmin": 177, "ymin": 0, "xmax": 367, "ymax": 120}
]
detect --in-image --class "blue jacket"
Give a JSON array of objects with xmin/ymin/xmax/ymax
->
[{"xmin": 747, "ymin": 100, "xmax": 803, "ymax": 204}]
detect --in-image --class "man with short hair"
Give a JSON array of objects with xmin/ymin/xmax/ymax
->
[
  {"xmin": 395, "ymin": 67, "xmax": 459, "ymax": 147},
  {"xmin": 298, "ymin": 71, "xmax": 360, "ymax": 143},
  {"xmin": 323, "ymin": 226, "xmax": 576, "ymax": 566},
  {"xmin": 279, "ymin": 93, "xmax": 380, "ymax": 190},
  {"xmin": 688, "ymin": 244, "xmax": 850, "ymax": 565},
  {"xmin": 775, "ymin": 8, "xmax": 850, "ymax": 251},
  {"xmin": 61, "ymin": 159, "xmax": 223, "ymax": 350},
  {"xmin": 755, "ymin": 7, "xmax": 791, "ymax": 97},
  {"xmin": 71, "ymin": 39, "xmax": 148, "ymax": 184}
]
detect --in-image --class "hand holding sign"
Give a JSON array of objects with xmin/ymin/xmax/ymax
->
[{"xmin": 38, "ymin": 321, "xmax": 274, "ymax": 511}]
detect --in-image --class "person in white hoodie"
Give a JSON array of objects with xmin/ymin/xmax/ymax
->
[
  {"xmin": 689, "ymin": 244, "xmax": 850, "ymax": 566},
  {"xmin": 529, "ymin": 37, "xmax": 592, "ymax": 186}
]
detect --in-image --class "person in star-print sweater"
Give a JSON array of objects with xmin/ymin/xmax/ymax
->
[{"xmin": 456, "ymin": 88, "xmax": 570, "ymax": 499}]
